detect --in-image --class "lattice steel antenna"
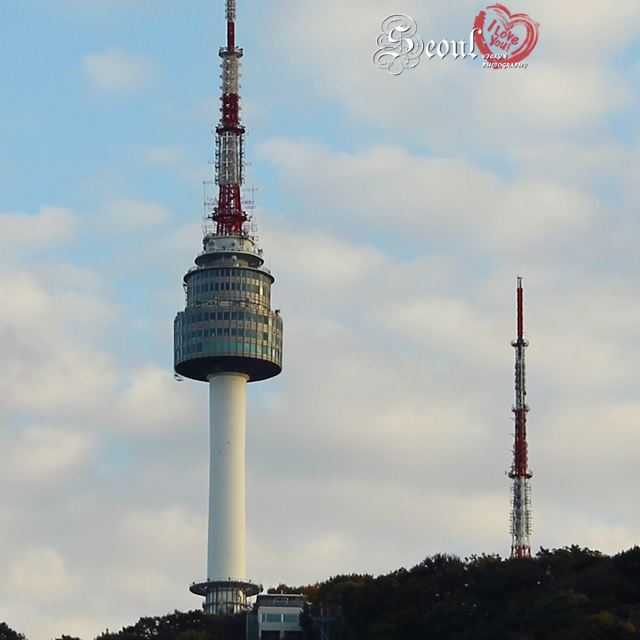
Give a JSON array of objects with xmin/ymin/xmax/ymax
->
[{"xmin": 508, "ymin": 277, "xmax": 532, "ymax": 559}]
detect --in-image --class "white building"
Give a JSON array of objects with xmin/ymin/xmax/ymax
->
[{"xmin": 247, "ymin": 594, "xmax": 305, "ymax": 640}]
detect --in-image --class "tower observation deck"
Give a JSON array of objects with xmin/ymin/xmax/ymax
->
[{"xmin": 173, "ymin": 0, "xmax": 283, "ymax": 615}]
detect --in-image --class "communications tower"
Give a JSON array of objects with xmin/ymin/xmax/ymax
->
[
  {"xmin": 508, "ymin": 277, "xmax": 532, "ymax": 559},
  {"xmin": 174, "ymin": 0, "xmax": 283, "ymax": 614}
]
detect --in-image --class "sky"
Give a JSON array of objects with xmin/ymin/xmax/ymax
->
[{"xmin": 1, "ymin": 0, "xmax": 640, "ymax": 638}]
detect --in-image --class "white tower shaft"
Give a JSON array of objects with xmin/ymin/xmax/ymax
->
[{"xmin": 208, "ymin": 373, "xmax": 248, "ymax": 582}]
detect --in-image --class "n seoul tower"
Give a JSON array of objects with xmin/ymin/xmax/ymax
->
[
  {"xmin": 508, "ymin": 277, "xmax": 532, "ymax": 559},
  {"xmin": 174, "ymin": 0, "xmax": 283, "ymax": 614}
]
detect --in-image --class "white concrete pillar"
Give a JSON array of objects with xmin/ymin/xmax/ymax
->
[{"xmin": 207, "ymin": 372, "xmax": 249, "ymax": 581}]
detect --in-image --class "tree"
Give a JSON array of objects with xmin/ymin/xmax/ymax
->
[
  {"xmin": 570, "ymin": 611, "xmax": 636, "ymax": 640},
  {"xmin": 0, "ymin": 623, "xmax": 25, "ymax": 640}
]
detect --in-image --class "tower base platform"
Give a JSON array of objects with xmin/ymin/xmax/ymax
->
[{"xmin": 190, "ymin": 578, "xmax": 262, "ymax": 615}]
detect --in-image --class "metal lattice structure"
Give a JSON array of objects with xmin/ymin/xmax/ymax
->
[
  {"xmin": 212, "ymin": 0, "xmax": 247, "ymax": 236},
  {"xmin": 174, "ymin": 0, "xmax": 282, "ymax": 614},
  {"xmin": 508, "ymin": 277, "xmax": 532, "ymax": 559}
]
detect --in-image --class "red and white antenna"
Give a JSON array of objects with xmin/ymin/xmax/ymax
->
[
  {"xmin": 509, "ymin": 277, "xmax": 533, "ymax": 559},
  {"xmin": 211, "ymin": 0, "xmax": 247, "ymax": 236}
]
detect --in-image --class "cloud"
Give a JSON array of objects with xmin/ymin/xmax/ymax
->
[
  {"xmin": 0, "ymin": 269, "xmax": 119, "ymax": 419},
  {"xmin": 4, "ymin": 426, "xmax": 94, "ymax": 485},
  {"xmin": 118, "ymin": 366, "xmax": 200, "ymax": 435},
  {"xmin": 509, "ymin": 141, "xmax": 638, "ymax": 193},
  {"xmin": 256, "ymin": 0, "xmax": 635, "ymax": 150},
  {"xmin": 258, "ymin": 140, "xmax": 600, "ymax": 256},
  {"xmin": 131, "ymin": 144, "xmax": 204, "ymax": 183},
  {"xmin": 0, "ymin": 206, "xmax": 75, "ymax": 254},
  {"xmin": 101, "ymin": 199, "xmax": 171, "ymax": 233},
  {"xmin": 262, "ymin": 221, "xmax": 388, "ymax": 294},
  {"xmin": 117, "ymin": 508, "xmax": 202, "ymax": 564},
  {"xmin": 134, "ymin": 144, "xmax": 187, "ymax": 168},
  {"xmin": 471, "ymin": 64, "xmax": 630, "ymax": 132},
  {"xmin": 533, "ymin": 0, "xmax": 640, "ymax": 61},
  {"xmin": 7, "ymin": 548, "xmax": 77, "ymax": 601},
  {"xmin": 82, "ymin": 49, "xmax": 157, "ymax": 94}
]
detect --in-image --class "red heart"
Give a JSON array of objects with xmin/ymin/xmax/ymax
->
[{"xmin": 473, "ymin": 3, "xmax": 539, "ymax": 68}]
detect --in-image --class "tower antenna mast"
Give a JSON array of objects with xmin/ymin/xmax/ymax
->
[
  {"xmin": 212, "ymin": 0, "xmax": 247, "ymax": 236},
  {"xmin": 509, "ymin": 277, "xmax": 533, "ymax": 559}
]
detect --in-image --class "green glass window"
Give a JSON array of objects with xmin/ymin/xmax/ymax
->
[{"xmin": 262, "ymin": 614, "xmax": 282, "ymax": 623}]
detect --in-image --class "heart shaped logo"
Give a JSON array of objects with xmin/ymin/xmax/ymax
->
[{"xmin": 473, "ymin": 4, "xmax": 539, "ymax": 68}]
